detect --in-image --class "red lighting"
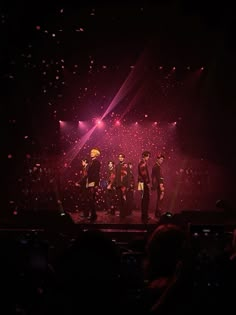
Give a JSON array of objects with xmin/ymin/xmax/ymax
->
[
  {"xmin": 59, "ymin": 120, "xmax": 66, "ymax": 127},
  {"xmin": 78, "ymin": 121, "xmax": 87, "ymax": 129},
  {"xmin": 95, "ymin": 119, "xmax": 104, "ymax": 128}
]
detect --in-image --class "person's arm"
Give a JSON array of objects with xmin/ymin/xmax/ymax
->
[
  {"xmin": 151, "ymin": 166, "xmax": 157, "ymax": 189},
  {"xmin": 139, "ymin": 161, "xmax": 149, "ymax": 184},
  {"xmin": 159, "ymin": 183, "xmax": 165, "ymax": 200}
]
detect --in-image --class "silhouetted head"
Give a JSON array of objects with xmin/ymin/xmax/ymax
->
[
  {"xmin": 142, "ymin": 151, "xmax": 151, "ymax": 158},
  {"xmin": 144, "ymin": 224, "xmax": 188, "ymax": 280}
]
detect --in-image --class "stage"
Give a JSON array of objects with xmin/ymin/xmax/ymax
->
[
  {"xmin": 67, "ymin": 207, "xmax": 160, "ymax": 224},
  {"xmin": 2, "ymin": 192, "xmax": 236, "ymax": 243},
  {"xmin": 1, "ymin": 205, "xmax": 236, "ymax": 259}
]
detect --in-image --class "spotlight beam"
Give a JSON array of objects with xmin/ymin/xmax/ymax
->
[{"xmin": 61, "ymin": 47, "xmax": 150, "ymax": 168}]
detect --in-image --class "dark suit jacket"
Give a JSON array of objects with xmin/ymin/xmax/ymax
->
[
  {"xmin": 151, "ymin": 163, "xmax": 164, "ymax": 190},
  {"xmin": 87, "ymin": 158, "xmax": 101, "ymax": 186}
]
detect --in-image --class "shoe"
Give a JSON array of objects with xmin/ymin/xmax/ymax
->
[
  {"xmin": 155, "ymin": 210, "xmax": 162, "ymax": 218},
  {"xmin": 89, "ymin": 214, "xmax": 97, "ymax": 222},
  {"xmin": 142, "ymin": 216, "xmax": 150, "ymax": 224}
]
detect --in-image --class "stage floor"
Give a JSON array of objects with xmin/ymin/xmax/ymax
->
[
  {"xmin": 67, "ymin": 206, "xmax": 236, "ymax": 233},
  {"xmin": 67, "ymin": 208, "xmax": 160, "ymax": 225}
]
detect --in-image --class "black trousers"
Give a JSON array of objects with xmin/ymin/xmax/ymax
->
[
  {"xmin": 87, "ymin": 186, "xmax": 97, "ymax": 219},
  {"xmin": 155, "ymin": 188, "xmax": 163, "ymax": 216},
  {"xmin": 141, "ymin": 183, "xmax": 150, "ymax": 221},
  {"xmin": 116, "ymin": 187, "xmax": 127, "ymax": 218}
]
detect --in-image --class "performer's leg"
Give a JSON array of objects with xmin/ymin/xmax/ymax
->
[
  {"xmin": 141, "ymin": 183, "xmax": 150, "ymax": 222},
  {"xmin": 88, "ymin": 187, "xmax": 97, "ymax": 221}
]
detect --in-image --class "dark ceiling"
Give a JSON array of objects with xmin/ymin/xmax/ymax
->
[{"xmin": 2, "ymin": 0, "xmax": 236, "ymax": 168}]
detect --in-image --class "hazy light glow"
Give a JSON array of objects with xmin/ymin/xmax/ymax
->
[{"xmin": 61, "ymin": 49, "xmax": 149, "ymax": 168}]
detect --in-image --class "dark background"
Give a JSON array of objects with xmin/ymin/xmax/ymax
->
[{"xmin": 2, "ymin": 0, "xmax": 236, "ymax": 208}]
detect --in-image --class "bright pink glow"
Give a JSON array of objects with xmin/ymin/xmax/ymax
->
[
  {"xmin": 96, "ymin": 119, "xmax": 104, "ymax": 128},
  {"xmin": 115, "ymin": 120, "xmax": 121, "ymax": 126},
  {"xmin": 78, "ymin": 121, "xmax": 87, "ymax": 129},
  {"xmin": 59, "ymin": 120, "xmax": 66, "ymax": 127}
]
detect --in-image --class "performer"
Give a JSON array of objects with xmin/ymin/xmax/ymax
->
[
  {"xmin": 105, "ymin": 161, "xmax": 116, "ymax": 215},
  {"xmin": 114, "ymin": 153, "xmax": 129, "ymax": 218},
  {"xmin": 76, "ymin": 158, "xmax": 89, "ymax": 217},
  {"xmin": 86, "ymin": 148, "xmax": 101, "ymax": 222},
  {"xmin": 126, "ymin": 162, "xmax": 135, "ymax": 215},
  {"xmin": 138, "ymin": 151, "xmax": 151, "ymax": 223},
  {"xmin": 151, "ymin": 154, "xmax": 165, "ymax": 218}
]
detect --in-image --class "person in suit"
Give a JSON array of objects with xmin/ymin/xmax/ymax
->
[
  {"xmin": 114, "ymin": 153, "xmax": 130, "ymax": 219},
  {"xmin": 76, "ymin": 158, "xmax": 89, "ymax": 217},
  {"xmin": 151, "ymin": 154, "xmax": 165, "ymax": 218},
  {"xmin": 138, "ymin": 151, "xmax": 151, "ymax": 223},
  {"xmin": 105, "ymin": 161, "xmax": 116, "ymax": 215},
  {"xmin": 86, "ymin": 148, "xmax": 101, "ymax": 222}
]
